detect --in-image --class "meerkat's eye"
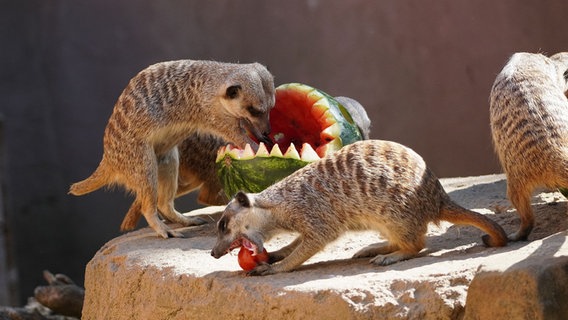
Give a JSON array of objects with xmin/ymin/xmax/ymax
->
[
  {"xmin": 247, "ymin": 105, "xmax": 264, "ymax": 117},
  {"xmin": 226, "ymin": 85, "xmax": 241, "ymax": 99},
  {"xmin": 218, "ymin": 217, "xmax": 228, "ymax": 233}
]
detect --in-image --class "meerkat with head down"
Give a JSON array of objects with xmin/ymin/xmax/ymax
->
[
  {"xmin": 69, "ymin": 60, "xmax": 275, "ymax": 238},
  {"xmin": 211, "ymin": 140, "xmax": 507, "ymax": 275},
  {"xmin": 490, "ymin": 52, "xmax": 568, "ymax": 241}
]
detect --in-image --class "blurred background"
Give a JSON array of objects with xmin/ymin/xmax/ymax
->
[{"xmin": 2, "ymin": 0, "xmax": 568, "ymax": 305}]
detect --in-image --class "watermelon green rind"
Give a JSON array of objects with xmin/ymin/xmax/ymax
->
[
  {"xmin": 218, "ymin": 154, "xmax": 309, "ymax": 197},
  {"xmin": 313, "ymin": 87, "xmax": 363, "ymax": 146},
  {"xmin": 559, "ymin": 187, "xmax": 568, "ymax": 198}
]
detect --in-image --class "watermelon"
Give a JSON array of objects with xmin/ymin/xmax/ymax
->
[
  {"xmin": 559, "ymin": 187, "xmax": 568, "ymax": 198},
  {"xmin": 216, "ymin": 83, "xmax": 365, "ymax": 198}
]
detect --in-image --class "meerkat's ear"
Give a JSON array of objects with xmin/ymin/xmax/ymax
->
[
  {"xmin": 235, "ymin": 191, "xmax": 250, "ymax": 208},
  {"xmin": 226, "ymin": 85, "xmax": 241, "ymax": 99},
  {"xmin": 255, "ymin": 197, "xmax": 276, "ymax": 209}
]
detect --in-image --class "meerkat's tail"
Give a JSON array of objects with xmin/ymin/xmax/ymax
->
[
  {"xmin": 440, "ymin": 200, "xmax": 508, "ymax": 247},
  {"xmin": 68, "ymin": 163, "xmax": 110, "ymax": 196},
  {"xmin": 120, "ymin": 201, "xmax": 142, "ymax": 231}
]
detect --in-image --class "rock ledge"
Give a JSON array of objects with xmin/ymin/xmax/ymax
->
[{"xmin": 82, "ymin": 174, "xmax": 568, "ymax": 320}]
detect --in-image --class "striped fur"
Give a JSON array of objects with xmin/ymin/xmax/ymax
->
[
  {"xmin": 490, "ymin": 52, "xmax": 568, "ymax": 240},
  {"xmin": 211, "ymin": 140, "xmax": 507, "ymax": 275},
  {"xmin": 120, "ymin": 95, "xmax": 372, "ymax": 231},
  {"xmin": 69, "ymin": 60, "xmax": 275, "ymax": 238}
]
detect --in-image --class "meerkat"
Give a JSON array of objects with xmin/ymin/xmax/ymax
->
[
  {"xmin": 69, "ymin": 60, "xmax": 275, "ymax": 238},
  {"xmin": 335, "ymin": 96, "xmax": 371, "ymax": 139},
  {"xmin": 211, "ymin": 140, "xmax": 507, "ymax": 275},
  {"xmin": 120, "ymin": 96, "xmax": 372, "ymax": 231},
  {"xmin": 490, "ymin": 52, "xmax": 568, "ymax": 241}
]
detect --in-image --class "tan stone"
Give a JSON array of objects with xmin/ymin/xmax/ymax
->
[
  {"xmin": 82, "ymin": 175, "xmax": 568, "ymax": 319},
  {"xmin": 464, "ymin": 252, "xmax": 568, "ymax": 320}
]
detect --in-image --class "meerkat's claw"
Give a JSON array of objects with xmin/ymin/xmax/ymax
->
[
  {"xmin": 152, "ymin": 222, "xmax": 184, "ymax": 238},
  {"xmin": 370, "ymin": 254, "xmax": 401, "ymax": 266},
  {"xmin": 352, "ymin": 247, "xmax": 378, "ymax": 259},
  {"xmin": 369, "ymin": 250, "xmax": 416, "ymax": 266},
  {"xmin": 247, "ymin": 262, "xmax": 274, "ymax": 276},
  {"xmin": 166, "ymin": 228, "xmax": 185, "ymax": 238},
  {"xmin": 184, "ymin": 216, "xmax": 208, "ymax": 226},
  {"xmin": 155, "ymin": 228, "xmax": 170, "ymax": 239},
  {"xmin": 352, "ymin": 243, "xmax": 396, "ymax": 259}
]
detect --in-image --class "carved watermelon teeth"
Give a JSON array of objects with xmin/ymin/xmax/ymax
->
[{"xmin": 215, "ymin": 142, "xmax": 321, "ymax": 162}]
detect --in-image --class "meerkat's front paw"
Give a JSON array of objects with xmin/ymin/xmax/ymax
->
[
  {"xmin": 370, "ymin": 254, "xmax": 398, "ymax": 266},
  {"xmin": 247, "ymin": 263, "xmax": 275, "ymax": 276},
  {"xmin": 369, "ymin": 250, "xmax": 416, "ymax": 266},
  {"xmin": 152, "ymin": 223, "xmax": 185, "ymax": 239},
  {"xmin": 183, "ymin": 216, "xmax": 208, "ymax": 226},
  {"xmin": 166, "ymin": 228, "xmax": 185, "ymax": 238}
]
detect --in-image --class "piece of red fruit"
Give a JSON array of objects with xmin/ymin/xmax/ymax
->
[{"xmin": 237, "ymin": 246, "xmax": 269, "ymax": 271}]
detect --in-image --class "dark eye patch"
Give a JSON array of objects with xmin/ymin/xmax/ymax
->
[
  {"xmin": 247, "ymin": 105, "xmax": 264, "ymax": 117},
  {"xmin": 218, "ymin": 217, "xmax": 228, "ymax": 233}
]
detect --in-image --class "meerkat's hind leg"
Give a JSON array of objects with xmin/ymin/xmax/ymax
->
[
  {"xmin": 369, "ymin": 247, "xmax": 421, "ymax": 266},
  {"xmin": 123, "ymin": 198, "xmax": 185, "ymax": 238},
  {"xmin": 368, "ymin": 239, "xmax": 423, "ymax": 266},
  {"xmin": 355, "ymin": 228, "xmax": 424, "ymax": 266},
  {"xmin": 352, "ymin": 242, "xmax": 399, "ymax": 259},
  {"xmin": 129, "ymin": 144, "xmax": 182, "ymax": 239},
  {"xmin": 507, "ymin": 180, "xmax": 534, "ymax": 241},
  {"xmin": 156, "ymin": 147, "xmax": 207, "ymax": 229},
  {"xmin": 137, "ymin": 194, "xmax": 179, "ymax": 238},
  {"xmin": 120, "ymin": 200, "xmax": 142, "ymax": 231}
]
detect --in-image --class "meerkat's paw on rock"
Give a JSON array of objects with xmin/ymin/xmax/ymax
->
[
  {"xmin": 352, "ymin": 243, "xmax": 396, "ymax": 259},
  {"xmin": 247, "ymin": 263, "xmax": 274, "ymax": 276},
  {"xmin": 369, "ymin": 251, "xmax": 417, "ymax": 266},
  {"xmin": 180, "ymin": 216, "xmax": 208, "ymax": 227}
]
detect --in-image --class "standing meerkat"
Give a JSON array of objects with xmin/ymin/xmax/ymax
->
[
  {"xmin": 211, "ymin": 140, "xmax": 507, "ymax": 275},
  {"xmin": 69, "ymin": 60, "xmax": 275, "ymax": 238},
  {"xmin": 490, "ymin": 52, "xmax": 568, "ymax": 241}
]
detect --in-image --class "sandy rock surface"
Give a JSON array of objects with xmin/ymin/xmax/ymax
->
[{"xmin": 82, "ymin": 174, "xmax": 568, "ymax": 320}]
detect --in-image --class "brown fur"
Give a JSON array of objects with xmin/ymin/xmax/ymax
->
[
  {"xmin": 490, "ymin": 52, "xmax": 568, "ymax": 241},
  {"xmin": 211, "ymin": 140, "xmax": 507, "ymax": 275},
  {"xmin": 69, "ymin": 60, "xmax": 275, "ymax": 238},
  {"xmin": 119, "ymin": 133, "xmax": 229, "ymax": 231},
  {"xmin": 121, "ymin": 96, "xmax": 372, "ymax": 230}
]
